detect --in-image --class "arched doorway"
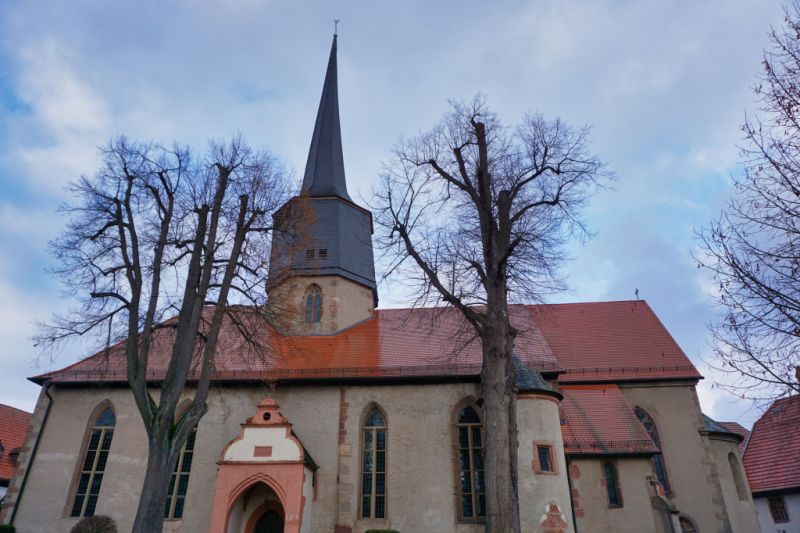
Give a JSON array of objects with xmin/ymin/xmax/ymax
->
[
  {"xmin": 232, "ymin": 483, "xmax": 285, "ymax": 533},
  {"xmin": 209, "ymin": 398, "xmax": 315, "ymax": 533},
  {"xmin": 254, "ymin": 509, "xmax": 284, "ymax": 533}
]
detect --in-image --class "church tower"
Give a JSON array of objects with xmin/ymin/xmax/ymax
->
[{"xmin": 269, "ymin": 35, "xmax": 377, "ymax": 335}]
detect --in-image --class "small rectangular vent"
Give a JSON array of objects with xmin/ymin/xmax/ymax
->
[
  {"xmin": 305, "ymin": 249, "xmax": 315, "ymax": 260},
  {"xmin": 318, "ymin": 248, "xmax": 328, "ymax": 259}
]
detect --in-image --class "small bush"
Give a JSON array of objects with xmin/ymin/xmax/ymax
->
[
  {"xmin": 70, "ymin": 515, "xmax": 118, "ymax": 533},
  {"xmin": 0, "ymin": 524, "xmax": 17, "ymax": 533}
]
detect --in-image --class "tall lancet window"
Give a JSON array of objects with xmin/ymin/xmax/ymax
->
[
  {"xmin": 634, "ymin": 406, "xmax": 671, "ymax": 495},
  {"xmin": 305, "ymin": 284, "xmax": 322, "ymax": 323},
  {"xmin": 165, "ymin": 425, "xmax": 197, "ymax": 519},
  {"xmin": 456, "ymin": 402, "xmax": 485, "ymax": 521},
  {"xmin": 71, "ymin": 406, "xmax": 116, "ymax": 517},
  {"xmin": 360, "ymin": 405, "xmax": 387, "ymax": 519}
]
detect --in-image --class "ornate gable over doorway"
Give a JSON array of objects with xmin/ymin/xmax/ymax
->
[{"xmin": 210, "ymin": 398, "xmax": 316, "ymax": 533}]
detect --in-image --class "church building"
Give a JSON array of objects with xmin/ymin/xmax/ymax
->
[{"xmin": 1, "ymin": 36, "xmax": 761, "ymax": 533}]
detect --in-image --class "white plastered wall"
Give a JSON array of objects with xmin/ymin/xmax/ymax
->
[{"xmin": 516, "ymin": 395, "xmax": 574, "ymax": 533}]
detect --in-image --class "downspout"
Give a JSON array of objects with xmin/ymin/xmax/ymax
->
[
  {"xmin": 333, "ymin": 387, "xmax": 345, "ymax": 529},
  {"xmin": 565, "ymin": 458, "xmax": 579, "ymax": 533},
  {"xmin": 10, "ymin": 381, "xmax": 53, "ymax": 525}
]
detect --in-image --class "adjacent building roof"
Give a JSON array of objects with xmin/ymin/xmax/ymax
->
[
  {"xmin": 0, "ymin": 404, "xmax": 31, "ymax": 483},
  {"xmin": 700, "ymin": 414, "xmax": 745, "ymax": 443},
  {"xmin": 560, "ymin": 385, "xmax": 659, "ymax": 455},
  {"xmin": 718, "ymin": 421, "xmax": 750, "ymax": 455},
  {"xmin": 532, "ymin": 300, "xmax": 701, "ymax": 383},
  {"xmin": 743, "ymin": 395, "xmax": 800, "ymax": 495},
  {"xmin": 31, "ymin": 301, "xmax": 701, "ymax": 387}
]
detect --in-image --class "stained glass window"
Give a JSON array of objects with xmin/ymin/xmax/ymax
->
[
  {"xmin": 456, "ymin": 404, "xmax": 485, "ymax": 521},
  {"xmin": 634, "ymin": 406, "xmax": 671, "ymax": 495},
  {"xmin": 305, "ymin": 285, "xmax": 322, "ymax": 323},
  {"xmin": 165, "ymin": 426, "xmax": 197, "ymax": 519},
  {"xmin": 361, "ymin": 406, "xmax": 386, "ymax": 519},
  {"xmin": 71, "ymin": 407, "xmax": 115, "ymax": 517},
  {"xmin": 604, "ymin": 462, "xmax": 622, "ymax": 507}
]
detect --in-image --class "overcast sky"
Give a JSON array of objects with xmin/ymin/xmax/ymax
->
[{"xmin": 0, "ymin": 1, "xmax": 786, "ymax": 427}]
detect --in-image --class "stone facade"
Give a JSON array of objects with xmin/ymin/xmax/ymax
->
[
  {"xmin": 5, "ymin": 382, "xmax": 565, "ymax": 532},
  {"xmin": 3, "ymin": 378, "xmax": 762, "ymax": 532},
  {"xmin": 568, "ymin": 457, "xmax": 662, "ymax": 533},
  {"xmin": 703, "ymin": 434, "xmax": 760, "ymax": 533},
  {"xmin": 618, "ymin": 382, "xmax": 760, "ymax": 533},
  {"xmin": 269, "ymin": 275, "xmax": 374, "ymax": 335}
]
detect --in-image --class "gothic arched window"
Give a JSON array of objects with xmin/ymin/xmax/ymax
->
[
  {"xmin": 603, "ymin": 462, "xmax": 623, "ymax": 507},
  {"xmin": 728, "ymin": 452, "xmax": 748, "ymax": 501},
  {"xmin": 71, "ymin": 405, "xmax": 116, "ymax": 517},
  {"xmin": 634, "ymin": 406, "xmax": 671, "ymax": 495},
  {"xmin": 360, "ymin": 405, "xmax": 387, "ymax": 519},
  {"xmin": 305, "ymin": 284, "xmax": 322, "ymax": 323},
  {"xmin": 679, "ymin": 515, "xmax": 698, "ymax": 533},
  {"xmin": 456, "ymin": 402, "xmax": 485, "ymax": 521},
  {"xmin": 165, "ymin": 425, "xmax": 197, "ymax": 519}
]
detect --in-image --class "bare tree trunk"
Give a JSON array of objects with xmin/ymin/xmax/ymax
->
[
  {"xmin": 482, "ymin": 302, "xmax": 521, "ymax": 533},
  {"xmin": 37, "ymin": 138, "xmax": 295, "ymax": 532},
  {"xmin": 374, "ymin": 98, "xmax": 606, "ymax": 532},
  {"xmin": 132, "ymin": 427, "xmax": 179, "ymax": 533}
]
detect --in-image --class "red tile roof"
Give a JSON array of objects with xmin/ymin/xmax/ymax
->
[
  {"xmin": 531, "ymin": 301, "xmax": 701, "ymax": 382},
  {"xmin": 718, "ymin": 421, "xmax": 750, "ymax": 455},
  {"xmin": 743, "ymin": 395, "xmax": 800, "ymax": 494},
  {"xmin": 32, "ymin": 306, "xmax": 557, "ymax": 383},
  {"xmin": 0, "ymin": 404, "xmax": 31, "ymax": 482},
  {"xmin": 560, "ymin": 385, "xmax": 659, "ymax": 455},
  {"xmin": 31, "ymin": 300, "xmax": 701, "ymax": 386}
]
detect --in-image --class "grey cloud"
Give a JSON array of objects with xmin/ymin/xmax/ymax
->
[{"xmin": 0, "ymin": 0, "xmax": 787, "ymax": 426}]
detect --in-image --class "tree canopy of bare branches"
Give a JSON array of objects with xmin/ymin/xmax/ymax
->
[
  {"xmin": 373, "ymin": 96, "xmax": 608, "ymax": 532},
  {"xmin": 698, "ymin": 6, "xmax": 800, "ymax": 402},
  {"xmin": 36, "ymin": 136, "xmax": 295, "ymax": 532}
]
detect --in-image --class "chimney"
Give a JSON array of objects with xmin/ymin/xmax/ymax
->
[{"xmin": 795, "ymin": 366, "xmax": 800, "ymax": 384}]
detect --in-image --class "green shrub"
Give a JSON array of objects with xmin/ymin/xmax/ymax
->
[
  {"xmin": 0, "ymin": 524, "xmax": 17, "ymax": 533},
  {"xmin": 70, "ymin": 515, "xmax": 117, "ymax": 533}
]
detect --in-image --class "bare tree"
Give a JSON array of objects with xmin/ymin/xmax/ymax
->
[
  {"xmin": 36, "ymin": 136, "xmax": 296, "ymax": 532},
  {"xmin": 373, "ymin": 96, "xmax": 607, "ymax": 532},
  {"xmin": 698, "ymin": 5, "xmax": 800, "ymax": 401}
]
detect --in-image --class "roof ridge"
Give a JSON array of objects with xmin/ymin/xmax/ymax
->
[
  {"xmin": 0, "ymin": 404, "xmax": 32, "ymax": 416},
  {"xmin": 535, "ymin": 299, "xmax": 650, "ymax": 306},
  {"xmin": 376, "ymin": 300, "xmax": 653, "ymax": 313}
]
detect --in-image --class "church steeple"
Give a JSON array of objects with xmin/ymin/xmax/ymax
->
[
  {"xmin": 302, "ymin": 35, "xmax": 350, "ymax": 201},
  {"xmin": 268, "ymin": 34, "xmax": 377, "ymax": 335}
]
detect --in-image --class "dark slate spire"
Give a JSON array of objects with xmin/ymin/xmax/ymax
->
[
  {"xmin": 302, "ymin": 35, "xmax": 351, "ymax": 201},
  {"xmin": 269, "ymin": 35, "xmax": 376, "ymax": 306}
]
